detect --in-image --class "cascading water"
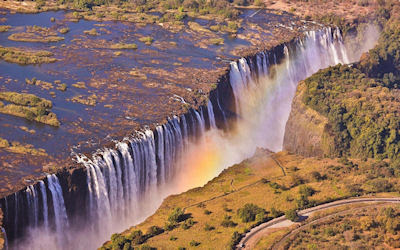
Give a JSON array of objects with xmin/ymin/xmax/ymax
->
[
  {"xmin": 47, "ymin": 174, "xmax": 69, "ymax": 245},
  {"xmin": 0, "ymin": 27, "xmax": 377, "ymax": 250}
]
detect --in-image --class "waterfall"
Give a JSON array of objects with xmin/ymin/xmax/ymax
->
[
  {"xmin": 1, "ymin": 27, "xmax": 377, "ymax": 250},
  {"xmin": 26, "ymin": 185, "xmax": 39, "ymax": 228},
  {"xmin": 207, "ymin": 100, "xmax": 217, "ymax": 129},
  {"xmin": 47, "ymin": 174, "xmax": 69, "ymax": 245},
  {"xmin": 39, "ymin": 180, "xmax": 48, "ymax": 230}
]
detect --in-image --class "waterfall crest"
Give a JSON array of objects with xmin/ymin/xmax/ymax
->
[{"xmin": 0, "ymin": 27, "xmax": 375, "ymax": 250}]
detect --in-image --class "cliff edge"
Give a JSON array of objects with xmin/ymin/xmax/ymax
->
[{"xmin": 283, "ymin": 81, "xmax": 333, "ymax": 157}]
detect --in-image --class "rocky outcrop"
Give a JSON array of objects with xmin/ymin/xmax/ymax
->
[{"xmin": 283, "ymin": 81, "xmax": 335, "ymax": 157}]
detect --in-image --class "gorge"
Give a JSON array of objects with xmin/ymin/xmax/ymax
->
[{"xmin": 0, "ymin": 23, "xmax": 379, "ymax": 249}]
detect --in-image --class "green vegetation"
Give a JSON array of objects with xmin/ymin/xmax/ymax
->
[
  {"xmin": 83, "ymin": 28, "xmax": 99, "ymax": 36},
  {"xmin": 302, "ymin": 9, "xmax": 400, "ymax": 160},
  {"xmin": 0, "ymin": 137, "xmax": 47, "ymax": 156},
  {"xmin": 285, "ymin": 209, "xmax": 299, "ymax": 222},
  {"xmin": 68, "ymin": 94, "xmax": 97, "ymax": 106},
  {"xmin": 303, "ymin": 64, "xmax": 399, "ymax": 159},
  {"xmin": 0, "ymin": 138, "xmax": 10, "ymax": 148},
  {"xmin": 139, "ymin": 36, "xmax": 154, "ymax": 45},
  {"xmin": 0, "ymin": 92, "xmax": 52, "ymax": 108},
  {"xmin": 210, "ymin": 21, "xmax": 239, "ymax": 34},
  {"xmin": 56, "ymin": 83, "xmax": 68, "ymax": 91},
  {"xmin": 0, "ymin": 46, "xmax": 56, "ymax": 65},
  {"xmin": 283, "ymin": 205, "xmax": 400, "ymax": 249},
  {"xmin": 8, "ymin": 32, "xmax": 64, "ymax": 43},
  {"xmin": 0, "ymin": 92, "xmax": 60, "ymax": 126},
  {"xmin": 189, "ymin": 240, "xmax": 200, "ymax": 247},
  {"xmin": 110, "ymin": 43, "xmax": 138, "ymax": 50},
  {"xmin": 221, "ymin": 215, "xmax": 237, "ymax": 228},
  {"xmin": 208, "ymin": 38, "xmax": 224, "ymax": 46},
  {"xmin": 58, "ymin": 27, "xmax": 70, "ymax": 34},
  {"xmin": 0, "ymin": 25, "xmax": 11, "ymax": 32},
  {"xmin": 72, "ymin": 81, "xmax": 86, "ymax": 89},
  {"xmin": 168, "ymin": 208, "xmax": 185, "ymax": 223},
  {"xmin": 237, "ymin": 203, "xmax": 266, "ymax": 223}
]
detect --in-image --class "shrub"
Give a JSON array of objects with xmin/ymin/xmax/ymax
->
[
  {"xmin": 139, "ymin": 36, "xmax": 154, "ymax": 45},
  {"xmin": 181, "ymin": 218, "xmax": 195, "ymax": 230},
  {"xmin": 270, "ymin": 207, "xmax": 283, "ymax": 218},
  {"xmin": 111, "ymin": 233, "xmax": 127, "ymax": 249},
  {"xmin": 204, "ymin": 209, "xmax": 212, "ymax": 215},
  {"xmin": 59, "ymin": 27, "xmax": 70, "ymax": 34},
  {"xmin": 146, "ymin": 226, "xmax": 164, "ymax": 236},
  {"xmin": 299, "ymin": 185, "xmax": 315, "ymax": 197},
  {"xmin": 189, "ymin": 240, "xmax": 200, "ymax": 247},
  {"xmin": 126, "ymin": 230, "xmax": 145, "ymax": 245},
  {"xmin": 204, "ymin": 223, "xmax": 215, "ymax": 231},
  {"xmin": 367, "ymin": 179, "xmax": 393, "ymax": 192},
  {"xmin": 228, "ymin": 231, "xmax": 241, "ymax": 250},
  {"xmin": 296, "ymin": 194, "xmax": 314, "ymax": 209},
  {"xmin": 169, "ymin": 235, "xmax": 177, "ymax": 241},
  {"xmin": 164, "ymin": 221, "xmax": 177, "ymax": 231},
  {"xmin": 221, "ymin": 215, "xmax": 237, "ymax": 227},
  {"xmin": 310, "ymin": 171, "xmax": 323, "ymax": 181},
  {"xmin": 285, "ymin": 209, "xmax": 299, "ymax": 222},
  {"xmin": 237, "ymin": 203, "xmax": 266, "ymax": 223},
  {"xmin": 168, "ymin": 207, "xmax": 184, "ymax": 223},
  {"xmin": 122, "ymin": 242, "xmax": 131, "ymax": 250}
]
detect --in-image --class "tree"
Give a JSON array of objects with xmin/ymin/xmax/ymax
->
[
  {"xmin": 285, "ymin": 209, "xmax": 299, "ymax": 222},
  {"xmin": 237, "ymin": 203, "xmax": 266, "ymax": 223},
  {"xmin": 168, "ymin": 207, "xmax": 184, "ymax": 223}
]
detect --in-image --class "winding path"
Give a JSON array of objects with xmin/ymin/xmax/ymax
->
[{"xmin": 236, "ymin": 197, "xmax": 400, "ymax": 249}]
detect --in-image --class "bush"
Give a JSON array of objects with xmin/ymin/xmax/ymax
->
[
  {"xmin": 221, "ymin": 215, "xmax": 237, "ymax": 227},
  {"xmin": 296, "ymin": 194, "xmax": 314, "ymax": 209},
  {"xmin": 164, "ymin": 221, "xmax": 177, "ymax": 231},
  {"xmin": 139, "ymin": 36, "xmax": 154, "ymax": 45},
  {"xmin": 299, "ymin": 185, "xmax": 315, "ymax": 197},
  {"xmin": 228, "ymin": 231, "xmax": 241, "ymax": 250},
  {"xmin": 111, "ymin": 233, "xmax": 127, "ymax": 249},
  {"xmin": 237, "ymin": 203, "xmax": 266, "ymax": 223},
  {"xmin": 270, "ymin": 207, "xmax": 283, "ymax": 218},
  {"xmin": 126, "ymin": 230, "xmax": 145, "ymax": 245},
  {"xmin": 189, "ymin": 240, "xmax": 200, "ymax": 247},
  {"xmin": 204, "ymin": 209, "xmax": 212, "ymax": 215},
  {"xmin": 181, "ymin": 218, "xmax": 195, "ymax": 230},
  {"xmin": 146, "ymin": 226, "xmax": 164, "ymax": 236},
  {"xmin": 168, "ymin": 207, "xmax": 184, "ymax": 223},
  {"xmin": 285, "ymin": 209, "xmax": 299, "ymax": 222},
  {"xmin": 367, "ymin": 179, "xmax": 393, "ymax": 192},
  {"xmin": 204, "ymin": 223, "xmax": 215, "ymax": 231},
  {"xmin": 310, "ymin": 171, "xmax": 323, "ymax": 181}
]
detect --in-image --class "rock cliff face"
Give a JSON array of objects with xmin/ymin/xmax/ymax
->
[{"xmin": 283, "ymin": 81, "xmax": 335, "ymax": 157}]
